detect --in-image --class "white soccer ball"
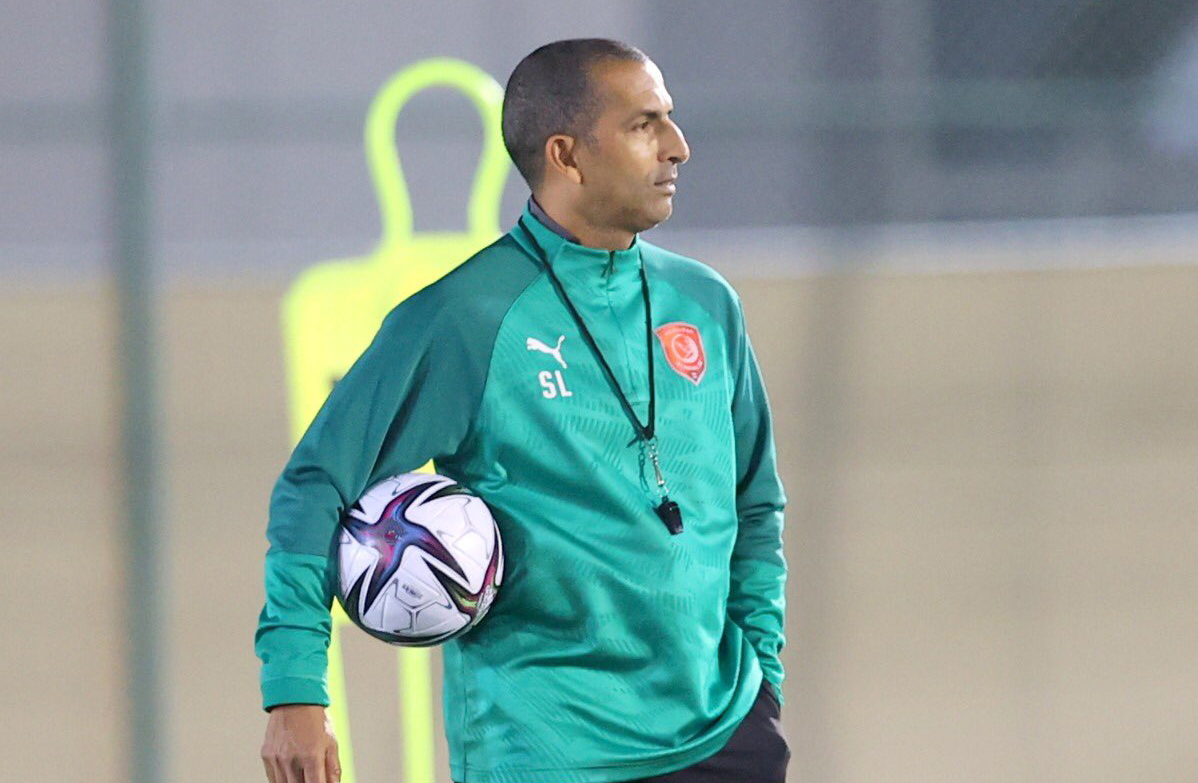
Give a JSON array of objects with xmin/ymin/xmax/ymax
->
[{"xmin": 335, "ymin": 473, "xmax": 503, "ymax": 646}]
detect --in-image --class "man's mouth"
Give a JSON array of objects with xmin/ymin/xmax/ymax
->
[{"xmin": 655, "ymin": 177, "xmax": 677, "ymax": 194}]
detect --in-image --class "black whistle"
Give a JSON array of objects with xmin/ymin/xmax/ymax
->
[{"xmin": 656, "ymin": 497, "xmax": 684, "ymax": 535}]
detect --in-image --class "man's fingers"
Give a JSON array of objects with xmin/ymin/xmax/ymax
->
[
  {"xmin": 302, "ymin": 753, "xmax": 328, "ymax": 783},
  {"xmin": 283, "ymin": 754, "xmax": 305, "ymax": 783},
  {"xmin": 325, "ymin": 744, "xmax": 342, "ymax": 783},
  {"xmin": 272, "ymin": 756, "xmax": 294, "ymax": 783},
  {"xmin": 261, "ymin": 754, "xmax": 278, "ymax": 783}
]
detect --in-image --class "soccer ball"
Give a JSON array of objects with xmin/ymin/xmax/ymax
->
[{"xmin": 335, "ymin": 473, "xmax": 503, "ymax": 646}]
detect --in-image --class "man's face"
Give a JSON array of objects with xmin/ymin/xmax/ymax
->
[{"xmin": 573, "ymin": 58, "xmax": 690, "ymax": 234}]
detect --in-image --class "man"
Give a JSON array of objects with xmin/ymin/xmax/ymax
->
[{"xmin": 258, "ymin": 39, "xmax": 789, "ymax": 783}]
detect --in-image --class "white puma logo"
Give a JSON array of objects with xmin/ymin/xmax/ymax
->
[{"xmin": 526, "ymin": 335, "xmax": 568, "ymax": 369}]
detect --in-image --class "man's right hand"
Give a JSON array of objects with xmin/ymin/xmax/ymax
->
[{"xmin": 261, "ymin": 704, "xmax": 341, "ymax": 783}]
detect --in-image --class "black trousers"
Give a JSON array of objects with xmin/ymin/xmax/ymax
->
[{"xmin": 629, "ymin": 681, "xmax": 790, "ymax": 783}]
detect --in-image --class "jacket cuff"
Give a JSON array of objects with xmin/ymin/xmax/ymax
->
[{"xmin": 261, "ymin": 676, "xmax": 329, "ymax": 711}]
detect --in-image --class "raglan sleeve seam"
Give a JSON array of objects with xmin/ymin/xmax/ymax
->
[{"xmin": 458, "ymin": 270, "xmax": 547, "ymax": 451}]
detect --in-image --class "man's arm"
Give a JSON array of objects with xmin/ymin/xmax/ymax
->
[
  {"xmin": 726, "ymin": 300, "xmax": 788, "ymax": 703},
  {"xmin": 256, "ymin": 300, "xmax": 431, "ymax": 783},
  {"xmin": 255, "ymin": 293, "xmax": 474, "ymax": 710},
  {"xmin": 255, "ymin": 284, "xmax": 494, "ymax": 783}
]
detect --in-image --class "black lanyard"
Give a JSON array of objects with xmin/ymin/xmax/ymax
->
[{"xmin": 516, "ymin": 218, "xmax": 684, "ymax": 534}]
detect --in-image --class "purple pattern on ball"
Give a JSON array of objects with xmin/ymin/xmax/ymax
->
[{"xmin": 343, "ymin": 481, "xmax": 466, "ymax": 614}]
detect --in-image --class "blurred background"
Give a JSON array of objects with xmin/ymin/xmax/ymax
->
[{"xmin": 3, "ymin": 1, "xmax": 1197, "ymax": 782}]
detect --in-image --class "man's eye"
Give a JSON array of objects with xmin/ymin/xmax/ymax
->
[{"xmin": 635, "ymin": 121, "xmax": 651, "ymax": 131}]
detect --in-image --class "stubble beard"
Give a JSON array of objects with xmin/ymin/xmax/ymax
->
[{"xmin": 615, "ymin": 194, "xmax": 673, "ymax": 236}]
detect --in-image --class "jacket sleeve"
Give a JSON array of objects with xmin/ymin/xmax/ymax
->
[
  {"xmin": 255, "ymin": 290, "xmax": 480, "ymax": 709},
  {"xmin": 726, "ymin": 299, "xmax": 789, "ymax": 703}
]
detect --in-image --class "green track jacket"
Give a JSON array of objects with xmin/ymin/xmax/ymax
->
[{"xmin": 256, "ymin": 204, "xmax": 788, "ymax": 783}]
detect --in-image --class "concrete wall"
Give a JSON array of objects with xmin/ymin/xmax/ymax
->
[{"xmin": 3, "ymin": 264, "xmax": 1196, "ymax": 783}]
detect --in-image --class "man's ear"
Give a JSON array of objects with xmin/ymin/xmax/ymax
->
[{"xmin": 544, "ymin": 134, "xmax": 584, "ymax": 186}]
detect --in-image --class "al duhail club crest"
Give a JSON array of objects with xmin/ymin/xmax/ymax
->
[{"xmin": 655, "ymin": 322, "xmax": 707, "ymax": 385}]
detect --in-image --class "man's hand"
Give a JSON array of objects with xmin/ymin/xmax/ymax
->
[{"xmin": 261, "ymin": 704, "xmax": 341, "ymax": 783}]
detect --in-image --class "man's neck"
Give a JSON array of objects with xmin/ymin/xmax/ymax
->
[{"xmin": 530, "ymin": 195, "xmax": 635, "ymax": 251}]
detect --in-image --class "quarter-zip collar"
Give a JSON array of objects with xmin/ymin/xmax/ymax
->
[
  {"xmin": 528, "ymin": 196, "xmax": 580, "ymax": 243},
  {"xmin": 513, "ymin": 201, "xmax": 643, "ymax": 285}
]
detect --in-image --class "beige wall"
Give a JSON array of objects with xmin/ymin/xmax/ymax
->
[{"xmin": 4, "ymin": 265, "xmax": 1196, "ymax": 783}]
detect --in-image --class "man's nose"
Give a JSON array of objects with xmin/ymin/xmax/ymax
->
[{"xmin": 663, "ymin": 121, "xmax": 690, "ymax": 165}]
